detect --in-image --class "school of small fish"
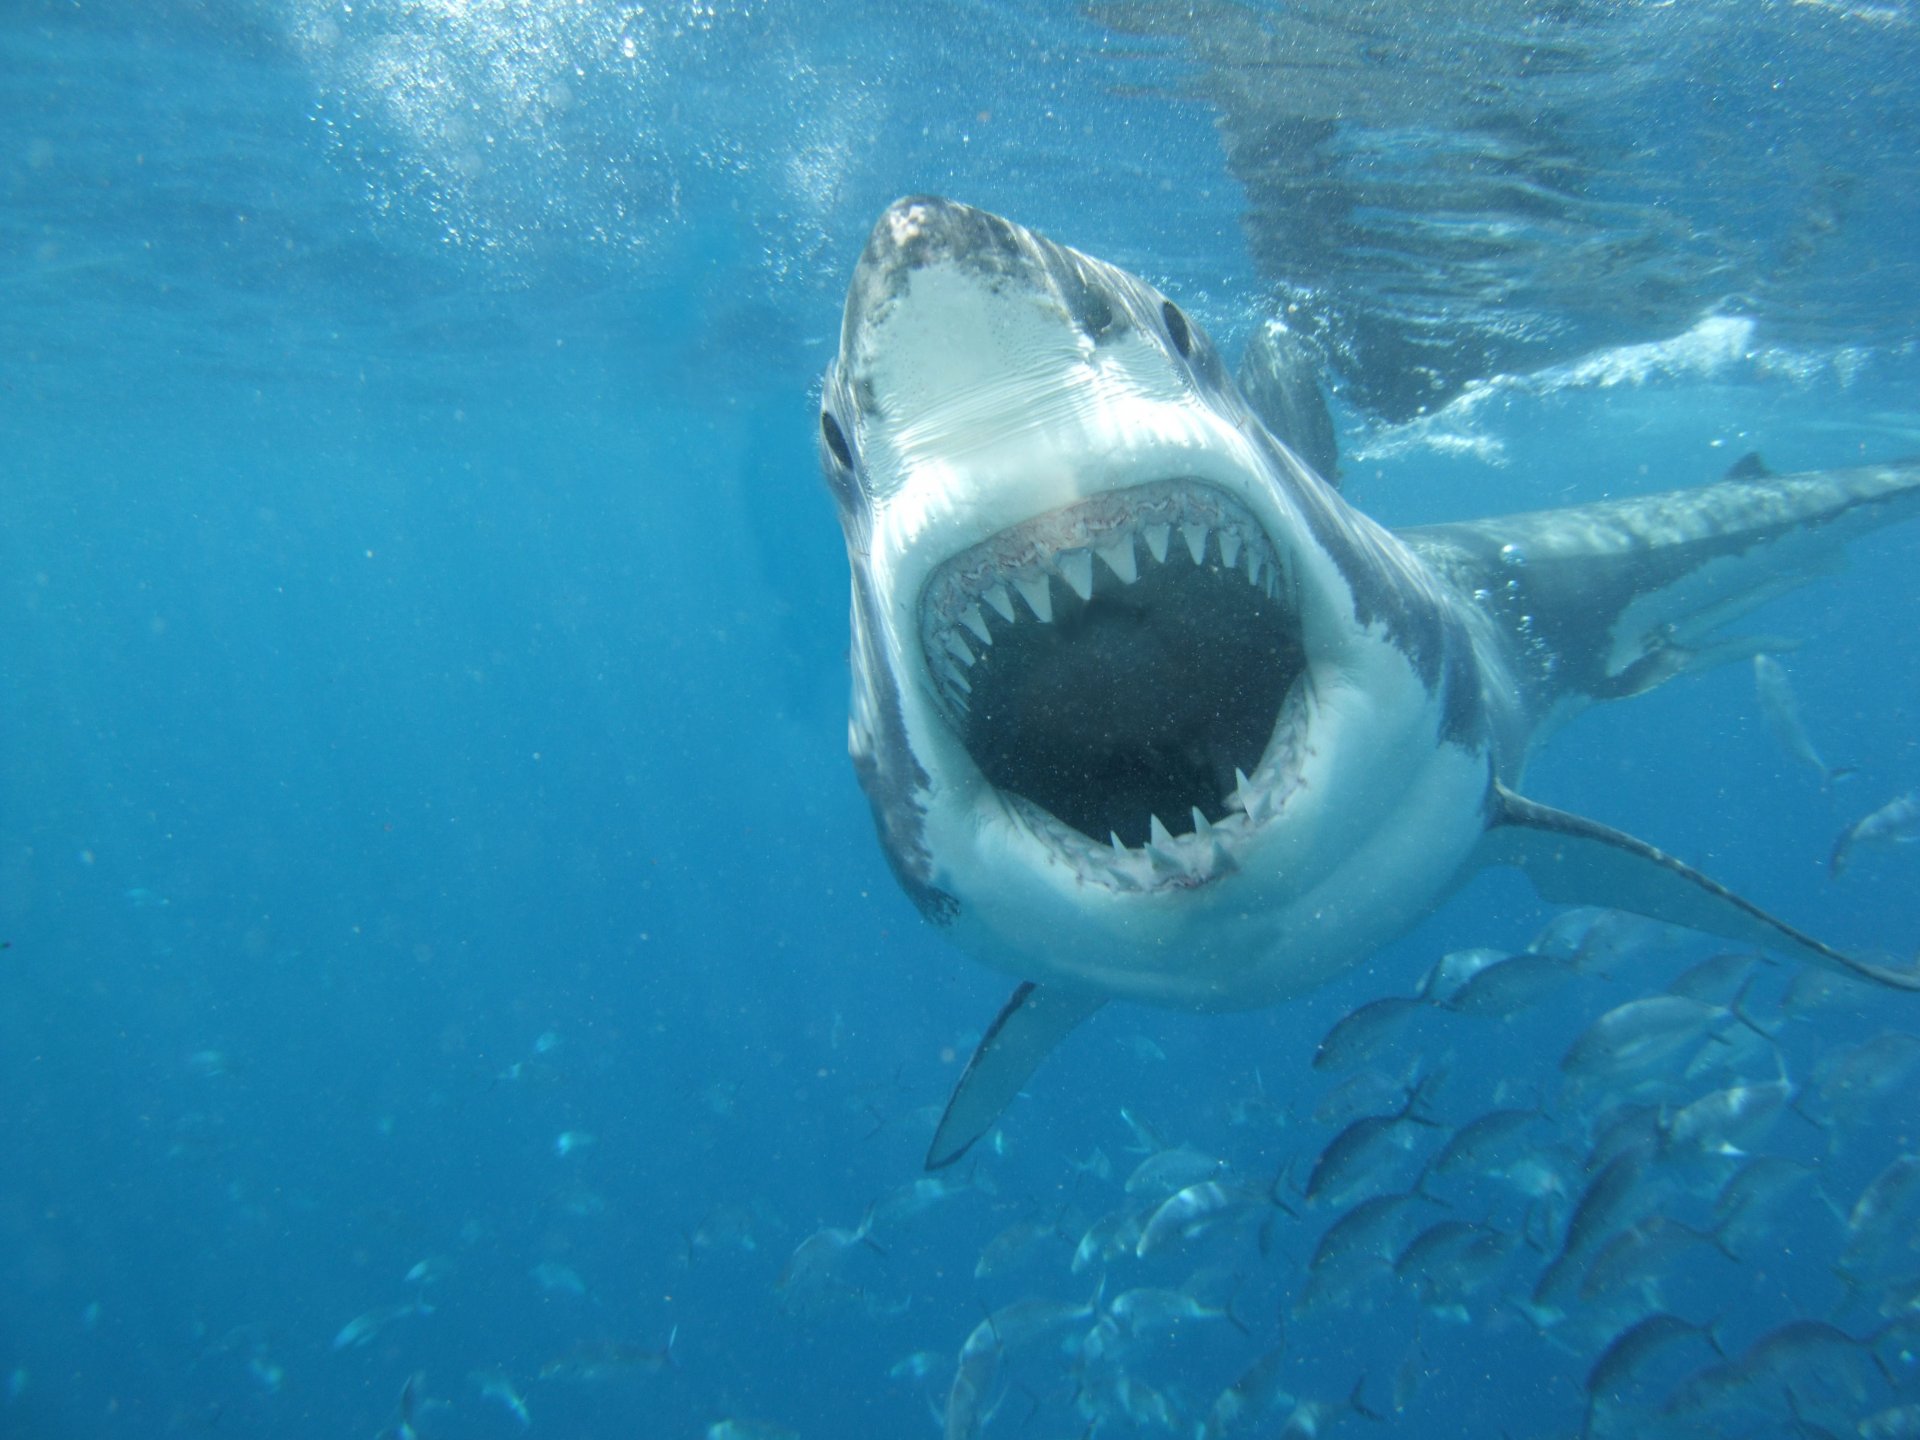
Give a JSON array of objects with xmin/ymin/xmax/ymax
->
[{"xmin": 304, "ymin": 661, "xmax": 1920, "ymax": 1437}]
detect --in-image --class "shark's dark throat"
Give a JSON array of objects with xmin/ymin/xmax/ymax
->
[{"xmin": 920, "ymin": 481, "xmax": 1304, "ymax": 851}]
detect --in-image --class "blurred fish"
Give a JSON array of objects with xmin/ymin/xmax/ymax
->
[
  {"xmin": 1305, "ymin": 1075, "xmax": 1442, "ymax": 1209},
  {"xmin": 1105, "ymin": 1371, "xmax": 1179, "ymax": 1432},
  {"xmin": 1312, "ymin": 996, "xmax": 1423, "ymax": 1072},
  {"xmin": 1737, "ymin": 1318, "xmax": 1881, "ymax": 1413},
  {"xmin": 1585, "ymin": 1312, "xmax": 1721, "ymax": 1421},
  {"xmin": 1108, "ymin": 1284, "xmax": 1245, "ymax": 1335},
  {"xmin": 888, "ymin": 1349, "xmax": 947, "ymax": 1383},
  {"xmin": 1115, "ymin": 1032, "xmax": 1168, "ymax": 1063},
  {"xmin": 979, "ymin": 1288, "xmax": 1103, "ymax": 1351},
  {"xmin": 1200, "ymin": 1338, "xmax": 1291, "ymax": 1440},
  {"xmin": 1068, "ymin": 1146, "xmax": 1114, "ymax": 1183},
  {"xmin": 1528, "ymin": 908, "xmax": 1677, "ymax": 977},
  {"xmin": 1394, "ymin": 1219, "xmax": 1516, "ymax": 1318},
  {"xmin": 1860, "ymin": 1404, "xmax": 1920, "ymax": 1440},
  {"xmin": 1441, "ymin": 951, "xmax": 1578, "ymax": 1018},
  {"xmin": 1559, "ymin": 1144, "xmax": 1661, "ymax": 1269},
  {"xmin": 1714, "ymin": 1155, "xmax": 1815, "ymax": 1259},
  {"xmin": 1137, "ymin": 1174, "xmax": 1292, "ymax": 1257},
  {"xmin": 184, "ymin": 1049, "xmax": 229, "ymax": 1079},
  {"xmin": 974, "ymin": 1215, "xmax": 1064, "ymax": 1278},
  {"xmin": 1831, "ymin": 789, "xmax": 1920, "ymax": 876},
  {"xmin": 553, "ymin": 1130, "xmax": 595, "ymax": 1158},
  {"xmin": 331, "ymin": 1299, "xmax": 430, "ymax": 1351},
  {"xmin": 941, "ymin": 1321, "xmax": 1002, "ymax": 1440},
  {"xmin": 1780, "ymin": 964, "xmax": 1881, "ymax": 1018},
  {"xmin": 688, "ymin": 1200, "xmax": 770, "ymax": 1259},
  {"xmin": 1415, "ymin": 947, "xmax": 1510, "ymax": 1005},
  {"xmin": 1659, "ymin": 1056, "xmax": 1796, "ymax": 1163},
  {"xmin": 530, "ymin": 1261, "xmax": 587, "ymax": 1297},
  {"xmin": 1561, "ymin": 994, "xmax": 1756, "ymax": 1093},
  {"xmin": 472, "ymin": 1371, "xmax": 531, "ymax": 1428},
  {"xmin": 1118, "ymin": 1109, "xmax": 1170, "ymax": 1155},
  {"xmin": 1312, "ymin": 1069, "xmax": 1410, "ymax": 1129},
  {"xmin": 1124, "ymin": 1143, "xmax": 1226, "ymax": 1200},
  {"xmin": 1579, "ymin": 1215, "xmax": 1729, "ymax": 1308},
  {"xmin": 1841, "ymin": 1154, "xmax": 1920, "ymax": 1285},
  {"xmin": 873, "ymin": 1172, "xmax": 972, "ymax": 1229},
  {"xmin": 539, "ymin": 1328, "xmax": 677, "ymax": 1381},
  {"xmin": 1753, "ymin": 654, "xmax": 1852, "ymax": 787},
  {"xmin": 1420, "ymin": 1106, "xmax": 1547, "ymax": 1190},
  {"xmin": 403, "ymin": 1256, "xmax": 451, "ymax": 1288},
  {"xmin": 1665, "ymin": 951, "xmax": 1765, "ymax": 1005},
  {"xmin": 778, "ymin": 1207, "xmax": 885, "ymax": 1315},
  {"xmin": 1810, "ymin": 1030, "xmax": 1920, "ymax": 1127},
  {"xmin": 707, "ymin": 1421, "xmax": 798, "ymax": 1440},
  {"xmin": 1071, "ymin": 1204, "xmax": 1151, "ymax": 1274},
  {"xmin": 389, "ymin": 1370, "xmax": 425, "ymax": 1440},
  {"xmin": 1306, "ymin": 1191, "xmax": 1430, "ymax": 1289}
]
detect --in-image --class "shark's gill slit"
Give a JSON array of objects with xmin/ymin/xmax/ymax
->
[{"xmin": 920, "ymin": 480, "xmax": 1304, "ymax": 850}]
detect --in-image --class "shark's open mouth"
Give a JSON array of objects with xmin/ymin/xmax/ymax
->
[{"xmin": 920, "ymin": 480, "xmax": 1309, "ymax": 875}]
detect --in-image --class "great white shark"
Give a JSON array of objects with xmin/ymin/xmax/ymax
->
[{"xmin": 816, "ymin": 197, "xmax": 1920, "ymax": 1170}]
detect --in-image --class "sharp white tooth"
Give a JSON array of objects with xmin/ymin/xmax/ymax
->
[
  {"xmin": 1149, "ymin": 813, "xmax": 1176, "ymax": 851},
  {"xmin": 940, "ymin": 660, "xmax": 972, "ymax": 695},
  {"xmin": 1219, "ymin": 531, "xmax": 1243, "ymax": 569},
  {"xmin": 1245, "ymin": 549, "xmax": 1263, "ymax": 587},
  {"xmin": 1233, "ymin": 767, "xmax": 1255, "ymax": 813},
  {"xmin": 1096, "ymin": 537, "xmax": 1138, "ymax": 585},
  {"xmin": 982, "ymin": 584, "xmax": 1017, "ymax": 623},
  {"xmin": 1056, "ymin": 549, "xmax": 1094, "ymax": 601},
  {"xmin": 1190, "ymin": 807, "xmax": 1212, "ymax": 835},
  {"xmin": 1206, "ymin": 836, "xmax": 1238, "ymax": 875},
  {"xmin": 1143, "ymin": 524, "xmax": 1171, "ymax": 564},
  {"xmin": 1014, "ymin": 574, "xmax": 1054, "ymax": 622},
  {"xmin": 960, "ymin": 605, "xmax": 992, "ymax": 645},
  {"xmin": 944, "ymin": 632, "xmax": 976, "ymax": 666},
  {"xmin": 1181, "ymin": 522, "xmax": 1208, "ymax": 565},
  {"xmin": 1110, "ymin": 831, "xmax": 1128, "ymax": 856}
]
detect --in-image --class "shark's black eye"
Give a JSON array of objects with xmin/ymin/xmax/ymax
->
[
  {"xmin": 1161, "ymin": 301, "xmax": 1192, "ymax": 359},
  {"xmin": 821, "ymin": 410, "xmax": 855, "ymax": 470}
]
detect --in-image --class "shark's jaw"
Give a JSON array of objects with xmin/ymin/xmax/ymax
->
[
  {"xmin": 916, "ymin": 475, "xmax": 1312, "ymax": 885},
  {"xmin": 820, "ymin": 198, "xmax": 1493, "ymax": 1009}
]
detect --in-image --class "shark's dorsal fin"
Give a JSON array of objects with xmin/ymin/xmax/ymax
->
[
  {"xmin": 927, "ymin": 983, "xmax": 1108, "ymax": 1170},
  {"xmin": 1483, "ymin": 782, "xmax": 1920, "ymax": 992}
]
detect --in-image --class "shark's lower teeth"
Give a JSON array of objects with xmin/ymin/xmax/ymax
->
[{"xmin": 920, "ymin": 480, "xmax": 1304, "ymax": 852}]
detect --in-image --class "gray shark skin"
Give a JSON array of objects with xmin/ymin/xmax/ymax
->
[{"xmin": 816, "ymin": 198, "xmax": 1920, "ymax": 1170}]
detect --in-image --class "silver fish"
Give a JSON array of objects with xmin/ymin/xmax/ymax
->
[
  {"xmin": 1312, "ymin": 995, "xmax": 1423, "ymax": 1072},
  {"xmin": 1832, "ymin": 789, "xmax": 1920, "ymax": 876},
  {"xmin": 1753, "ymin": 654, "xmax": 1850, "ymax": 786}
]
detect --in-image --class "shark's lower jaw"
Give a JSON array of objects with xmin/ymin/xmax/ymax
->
[{"xmin": 918, "ymin": 479, "xmax": 1310, "ymax": 888}]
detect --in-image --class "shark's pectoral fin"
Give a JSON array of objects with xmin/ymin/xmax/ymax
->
[
  {"xmin": 1483, "ymin": 782, "xmax": 1920, "ymax": 991},
  {"xmin": 927, "ymin": 983, "xmax": 1108, "ymax": 1171}
]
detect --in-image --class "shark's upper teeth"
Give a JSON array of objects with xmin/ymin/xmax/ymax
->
[
  {"xmin": 1181, "ymin": 522, "xmax": 1208, "ymax": 565},
  {"xmin": 1056, "ymin": 549, "xmax": 1094, "ymax": 602},
  {"xmin": 920, "ymin": 479, "xmax": 1286, "ymax": 663},
  {"xmin": 1014, "ymin": 574, "xmax": 1053, "ymax": 623}
]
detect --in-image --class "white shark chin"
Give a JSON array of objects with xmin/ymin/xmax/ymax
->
[{"xmin": 818, "ymin": 196, "xmax": 1920, "ymax": 1170}]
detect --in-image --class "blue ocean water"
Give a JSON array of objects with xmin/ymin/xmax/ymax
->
[{"xmin": 4, "ymin": 3, "xmax": 1920, "ymax": 1438}]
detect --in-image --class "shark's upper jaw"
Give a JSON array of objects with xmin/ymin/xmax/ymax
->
[{"xmin": 918, "ymin": 477, "xmax": 1310, "ymax": 880}]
